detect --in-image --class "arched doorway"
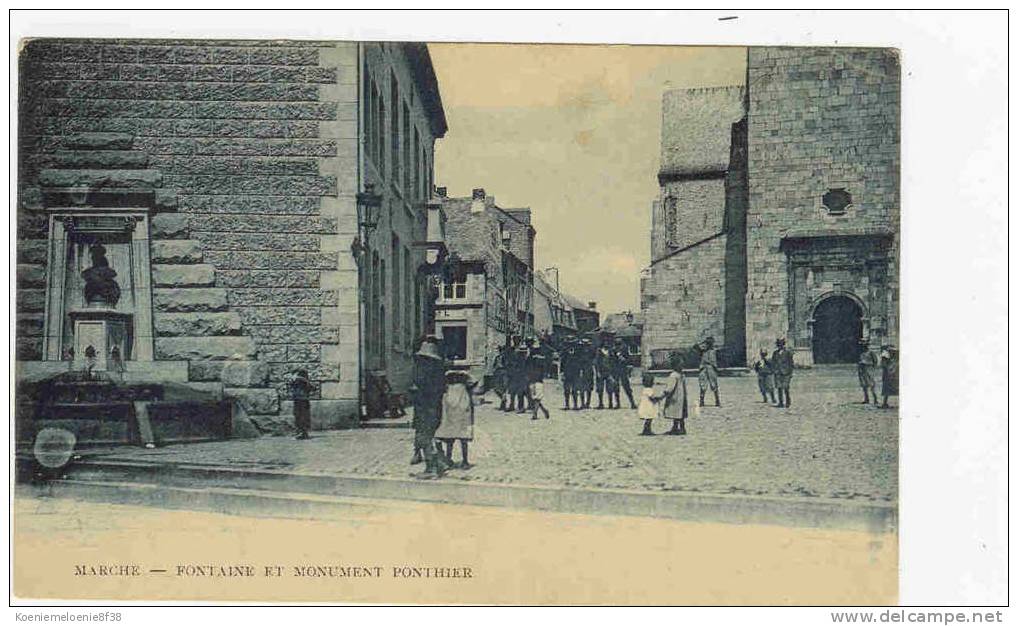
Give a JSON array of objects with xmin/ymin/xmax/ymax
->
[{"xmin": 811, "ymin": 295, "xmax": 863, "ymax": 364}]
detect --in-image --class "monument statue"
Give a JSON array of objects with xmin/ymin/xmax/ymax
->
[{"xmin": 81, "ymin": 243, "xmax": 121, "ymax": 307}]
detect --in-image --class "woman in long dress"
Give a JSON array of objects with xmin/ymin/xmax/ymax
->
[{"xmin": 436, "ymin": 370, "xmax": 477, "ymax": 468}]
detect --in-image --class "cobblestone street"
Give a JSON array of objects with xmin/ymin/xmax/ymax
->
[{"xmin": 96, "ymin": 367, "xmax": 898, "ymax": 503}]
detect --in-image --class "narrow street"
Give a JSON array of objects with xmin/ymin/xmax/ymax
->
[{"xmin": 71, "ymin": 367, "xmax": 897, "ymax": 503}]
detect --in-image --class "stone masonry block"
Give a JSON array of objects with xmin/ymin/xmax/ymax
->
[
  {"xmin": 152, "ymin": 264, "xmax": 215, "ymax": 287},
  {"xmin": 151, "ymin": 240, "xmax": 203, "ymax": 264},
  {"xmin": 220, "ymin": 360, "xmax": 271, "ymax": 388},
  {"xmin": 63, "ymin": 132, "xmax": 133, "ymax": 150},
  {"xmin": 153, "ymin": 288, "xmax": 228, "ymax": 312},
  {"xmin": 224, "ymin": 387, "xmax": 279, "ymax": 416},
  {"xmin": 154, "ymin": 312, "xmax": 242, "ymax": 337},
  {"xmin": 151, "ymin": 213, "xmax": 190, "ymax": 239},
  {"xmin": 155, "ymin": 336, "xmax": 256, "ymax": 361},
  {"xmin": 38, "ymin": 169, "xmax": 161, "ymax": 189}
]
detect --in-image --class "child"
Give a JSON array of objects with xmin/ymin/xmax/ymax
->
[
  {"xmin": 290, "ymin": 369, "xmax": 313, "ymax": 440},
  {"xmin": 752, "ymin": 349, "xmax": 776, "ymax": 403},
  {"xmin": 436, "ymin": 370, "xmax": 477, "ymax": 468},
  {"xmin": 637, "ymin": 372, "xmax": 661, "ymax": 436}
]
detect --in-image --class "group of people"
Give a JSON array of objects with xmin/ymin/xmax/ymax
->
[
  {"xmin": 409, "ymin": 337, "xmax": 478, "ymax": 480},
  {"xmin": 491, "ymin": 337, "xmax": 552, "ymax": 419},
  {"xmin": 856, "ymin": 339, "xmax": 899, "ymax": 408},
  {"xmin": 559, "ymin": 336, "xmax": 637, "ymax": 411},
  {"xmin": 750, "ymin": 338, "xmax": 797, "ymax": 408}
]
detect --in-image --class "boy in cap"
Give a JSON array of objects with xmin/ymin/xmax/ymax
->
[
  {"xmin": 290, "ymin": 369, "xmax": 313, "ymax": 440},
  {"xmin": 697, "ymin": 336, "xmax": 721, "ymax": 408},
  {"xmin": 752, "ymin": 348, "xmax": 776, "ymax": 404}
]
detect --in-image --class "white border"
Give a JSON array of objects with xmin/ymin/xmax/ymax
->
[{"xmin": 6, "ymin": 8, "xmax": 1010, "ymax": 611}]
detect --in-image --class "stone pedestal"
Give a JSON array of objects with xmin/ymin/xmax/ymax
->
[{"xmin": 68, "ymin": 309, "xmax": 132, "ymax": 371}]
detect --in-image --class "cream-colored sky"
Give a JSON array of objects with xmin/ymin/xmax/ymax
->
[{"xmin": 431, "ymin": 43, "xmax": 746, "ymax": 315}]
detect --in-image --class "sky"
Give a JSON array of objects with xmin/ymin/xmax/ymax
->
[{"xmin": 430, "ymin": 43, "xmax": 746, "ymax": 316}]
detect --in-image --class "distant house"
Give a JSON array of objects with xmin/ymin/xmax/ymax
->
[
  {"xmin": 601, "ymin": 311, "xmax": 644, "ymax": 366},
  {"xmin": 435, "ymin": 187, "xmax": 535, "ymax": 383},
  {"xmin": 563, "ymin": 295, "xmax": 599, "ymax": 334}
]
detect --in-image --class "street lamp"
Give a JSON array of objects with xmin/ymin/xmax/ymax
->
[
  {"xmin": 351, "ymin": 183, "xmax": 382, "ymax": 260},
  {"xmin": 353, "ymin": 182, "xmax": 383, "ymax": 421}
]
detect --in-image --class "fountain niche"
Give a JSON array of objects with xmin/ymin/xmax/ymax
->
[{"xmin": 16, "ymin": 135, "xmax": 233, "ymax": 459}]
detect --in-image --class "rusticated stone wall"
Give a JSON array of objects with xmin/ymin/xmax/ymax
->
[{"xmin": 17, "ymin": 39, "xmax": 364, "ymax": 429}]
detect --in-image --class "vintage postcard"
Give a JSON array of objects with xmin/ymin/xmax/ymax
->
[{"xmin": 12, "ymin": 29, "xmax": 905, "ymax": 606}]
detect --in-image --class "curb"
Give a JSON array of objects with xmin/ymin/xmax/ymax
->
[{"xmin": 57, "ymin": 458, "xmax": 897, "ymax": 533}]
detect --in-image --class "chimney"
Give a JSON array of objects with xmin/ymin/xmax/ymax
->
[
  {"xmin": 435, "ymin": 186, "xmax": 447, "ymax": 198},
  {"xmin": 588, "ymin": 301, "xmax": 597, "ymax": 310},
  {"xmin": 470, "ymin": 187, "xmax": 485, "ymax": 214}
]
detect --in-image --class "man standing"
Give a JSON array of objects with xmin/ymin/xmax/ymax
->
[
  {"xmin": 857, "ymin": 339, "xmax": 880, "ymax": 405},
  {"xmin": 493, "ymin": 345, "xmax": 509, "ymax": 412},
  {"xmin": 561, "ymin": 339, "xmax": 579, "ymax": 410},
  {"xmin": 594, "ymin": 342, "xmax": 613, "ymax": 409},
  {"xmin": 613, "ymin": 338, "xmax": 638, "ymax": 409},
  {"xmin": 527, "ymin": 341, "xmax": 550, "ymax": 420},
  {"xmin": 577, "ymin": 338, "xmax": 595, "ymax": 409},
  {"xmin": 772, "ymin": 338, "xmax": 795, "ymax": 409},
  {"xmin": 697, "ymin": 336, "xmax": 721, "ymax": 408},
  {"xmin": 411, "ymin": 337, "xmax": 449, "ymax": 479}
]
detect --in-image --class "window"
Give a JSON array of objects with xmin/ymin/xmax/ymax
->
[
  {"xmin": 402, "ymin": 101, "xmax": 411, "ymax": 195},
  {"xmin": 413, "ymin": 126, "xmax": 421, "ymax": 201},
  {"xmin": 390, "ymin": 72, "xmax": 400, "ymax": 186},
  {"xmin": 379, "ymin": 306, "xmax": 386, "ymax": 367},
  {"xmin": 404, "ymin": 246, "xmax": 412, "ymax": 347},
  {"xmin": 391, "ymin": 234, "xmax": 401, "ymax": 342},
  {"xmin": 371, "ymin": 251, "xmax": 380, "ymax": 359},
  {"xmin": 664, "ymin": 196, "xmax": 678, "ymax": 247},
  {"xmin": 414, "ymin": 276, "xmax": 422, "ymax": 340},
  {"xmin": 376, "ymin": 79, "xmax": 385, "ymax": 178},
  {"xmin": 442, "ymin": 326, "xmax": 467, "ymax": 361},
  {"xmin": 379, "ymin": 258, "xmax": 386, "ymax": 363},
  {"xmin": 443, "ymin": 275, "xmax": 467, "ymax": 300},
  {"xmin": 363, "ymin": 61, "xmax": 373, "ymax": 165},
  {"xmin": 823, "ymin": 188, "xmax": 852, "ymax": 216}
]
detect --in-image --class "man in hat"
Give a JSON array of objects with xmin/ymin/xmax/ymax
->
[
  {"xmin": 771, "ymin": 337, "xmax": 795, "ymax": 408},
  {"xmin": 857, "ymin": 338, "xmax": 880, "ymax": 405},
  {"xmin": 560, "ymin": 338, "xmax": 580, "ymax": 410},
  {"xmin": 526, "ymin": 340, "xmax": 550, "ymax": 420},
  {"xmin": 697, "ymin": 336, "xmax": 721, "ymax": 408},
  {"xmin": 492, "ymin": 344, "xmax": 510, "ymax": 412},
  {"xmin": 593, "ymin": 342, "xmax": 614, "ymax": 409},
  {"xmin": 613, "ymin": 338, "xmax": 638, "ymax": 410},
  {"xmin": 577, "ymin": 338, "xmax": 595, "ymax": 409},
  {"xmin": 411, "ymin": 337, "xmax": 449, "ymax": 479},
  {"xmin": 880, "ymin": 344, "xmax": 899, "ymax": 409}
]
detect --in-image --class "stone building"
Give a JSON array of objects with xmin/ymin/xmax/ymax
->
[
  {"xmin": 434, "ymin": 188, "xmax": 535, "ymax": 383},
  {"xmin": 642, "ymin": 47, "xmax": 899, "ymax": 368},
  {"xmin": 16, "ymin": 39, "xmax": 447, "ymax": 432}
]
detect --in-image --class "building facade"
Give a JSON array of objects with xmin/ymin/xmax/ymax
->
[
  {"xmin": 434, "ymin": 188, "xmax": 535, "ymax": 382},
  {"xmin": 642, "ymin": 47, "xmax": 899, "ymax": 368},
  {"xmin": 16, "ymin": 39, "xmax": 446, "ymax": 431}
]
